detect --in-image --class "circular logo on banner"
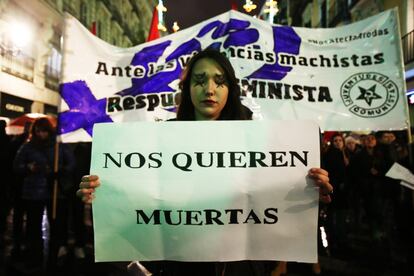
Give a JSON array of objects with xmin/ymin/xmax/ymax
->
[{"xmin": 340, "ymin": 72, "xmax": 399, "ymax": 118}]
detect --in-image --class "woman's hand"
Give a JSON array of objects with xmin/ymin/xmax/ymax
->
[
  {"xmin": 308, "ymin": 168, "xmax": 333, "ymax": 204},
  {"xmin": 76, "ymin": 175, "xmax": 100, "ymax": 204}
]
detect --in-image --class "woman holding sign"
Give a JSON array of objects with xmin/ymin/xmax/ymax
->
[{"xmin": 77, "ymin": 48, "xmax": 333, "ymax": 276}]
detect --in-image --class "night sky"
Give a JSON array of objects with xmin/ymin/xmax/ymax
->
[{"xmin": 164, "ymin": 0, "xmax": 266, "ymax": 31}]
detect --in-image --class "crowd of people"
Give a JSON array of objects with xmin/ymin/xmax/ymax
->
[
  {"xmin": 0, "ymin": 118, "xmax": 91, "ymax": 273},
  {"xmin": 321, "ymin": 130, "xmax": 414, "ymax": 260}
]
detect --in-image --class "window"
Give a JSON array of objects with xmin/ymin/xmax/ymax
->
[
  {"xmin": 80, "ymin": 1, "xmax": 88, "ymax": 25},
  {"xmin": 320, "ymin": 0, "xmax": 327, "ymax": 28},
  {"xmin": 45, "ymin": 47, "xmax": 62, "ymax": 91}
]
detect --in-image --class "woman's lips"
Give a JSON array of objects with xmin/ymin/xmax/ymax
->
[{"xmin": 201, "ymin": 99, "xmax": 217, "ymax": 105}]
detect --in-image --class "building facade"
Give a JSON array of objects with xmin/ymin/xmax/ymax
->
[{"xmin": 0, "ymin": 0, "xmax": 156, "ymax": 123}]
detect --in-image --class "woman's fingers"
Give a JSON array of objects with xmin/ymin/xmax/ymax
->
[
  {"xmin": 78, "ymin": 175, "xmax": 100, "ymax": 203},
  {"xmin": 319, "ymin": 193, "xmax": 332, "ymax": 204},
  {"xmin": 308, "ymin": 168, "xmax": 328, "ymax": 178},
  {"xmin": 75, "ymin": 188, "xmax": 84, "ymax": 198},
  {"xmin": 83, "ymin": 193, "xmax": 96, "ymax": 204},
  {"xmin": 79, "ymin": 179, "xmax": 100, "ymax": 189},
  {"xmin": 77, "ymin": 188, "xmax": 97, "ymax": 203},
  {"xmin": 308, "ymin": 168, "xmax": 333, "ymax": 203},
  {"xmin": 81, "ymin": 175, "xmax": 100, "ymax": 183},
  {"xmin": 79, "ymin": 175, "xmax": 100, "ymax": 189},
  {"xmin": 314, "ymin": 178, "xmax": 333, "ymax": 193},
  {"xmin": 81, "ymin": 175, "xmax": 99, "ymax": 181}
]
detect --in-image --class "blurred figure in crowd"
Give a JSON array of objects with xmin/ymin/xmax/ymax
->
[
  {"xmin": 344, "ymin": 136, "xmax": 360, "ymax": 158},
  {"xmin": 322, "ymin": 133, "xmax": 349, "ymax": 256},
  {"xmin": 0, "ymin": 120, "xmax": 12, "ymax": 249},
  {"xmin": 343, "ymin": 135, "xmax": 361, "ymax": 232},
  {"xmin": 377, "ymin": 131, "xmax": 399, "ymax": 169},
  {"xmin": 13, "ymin": 118, "xmax": 75, "ymax": 269},
  {"xmin": 353, "ymin": 133, "xmax": 386, "ymax": 240},
  {"xmin": 9, "ymin": 121, "xmax": 32, "ymax": 258},
  {"xmin": 70, "ymin": 142, "xmax": 92, "ymax": 258},
  {"xmin": 376, "ymin": 131, "xmax": 405, "ymax": 253},
  {"xmin": 54, "ymin": 142, "xmax": 91, "ymax": 261},
  {"xmin": 359, "ymin": 134, "xmax": 367, "ymax": 149}
]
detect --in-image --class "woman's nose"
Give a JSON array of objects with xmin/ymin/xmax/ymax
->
[{"xmin": 205, "ymin": 79, "xmax": 215, "ymax": 95}]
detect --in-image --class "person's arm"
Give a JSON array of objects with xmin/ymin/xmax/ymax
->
[
  {"xmin": 61, "ymin": 144, "xmax": 76, "ymax": 174},
  {"xmin": 13, "ymin": 144, "xmax": 32, "ymax": 174}
]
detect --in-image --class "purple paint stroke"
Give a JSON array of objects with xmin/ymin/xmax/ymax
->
[
  {"xmin": 118, "ymin": 39, "xmax": 201, "ymax": 97},
  {"xmin": 197, "ymin": 19, "xmax": 250, "ymax": 38},
  {"xmin": 224, "ymin": 29, "xmax": 259, "ymax": 48},
  {"xmin": 197, "ymin": 19, "xmax": 259, "ymax": 49},
  {"xmin": 58, "ymin": 80, "xmax": 112, "ymax": 135}
]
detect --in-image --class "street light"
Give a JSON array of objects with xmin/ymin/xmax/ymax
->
[
  {"xmin": 264, "ymin": 0, "xmax": 279, "ymax": 24},
  {"xmin": 157, "ymin": 0, "xmax": 167, "ymax": 32},
  {"xmin": 243, "ymin": 1, "xmax": 257, "ymax": 13},
  {"xmin": 0, "ymin": 20, "xmax": 32, "ymax": 55},
  {"xmin": 9, "ymin": 21, "xmax": 32, "ymax": 48},
  {"xmin": 172, "ymin": 22, "xmax": 180, "ymax": 33}
]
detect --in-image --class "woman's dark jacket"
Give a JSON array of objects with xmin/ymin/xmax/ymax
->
[{"xmin": 13, "ymin": 139, "xmax": 75, "ymax": 201}]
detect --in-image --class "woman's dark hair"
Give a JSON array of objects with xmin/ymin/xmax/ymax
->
[
  {"xmin": 330, "ymin": 133, "xmax": 344, "ymax": 148},
  {"xmin": 176, "ymin": 48, "xmax": 250, "ymax": 121},
  {"xmin": 29, "ymin": 117, "xmax": 55, "ymax": 145}
]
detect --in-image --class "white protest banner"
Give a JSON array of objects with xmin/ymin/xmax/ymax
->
[
  {"xmin": 60, "ymin": 9, "xmax": 407, "ymax": 143},
  {"xmin": 386, "ymin": 162, "xmax": 414, "ymax": 183},
  {"xmin": 90, "ymin": 120, "xmax": 320, "ymax": 262},
  {"xmin": 400, "ymin": 181, "xmax": 414, "ymax": 191},
  {"xmin": 386, "ymin": 162, "xmax": 414, "ymax": 190}
]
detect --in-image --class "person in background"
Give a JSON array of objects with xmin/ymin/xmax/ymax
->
[
  {"xmin": 76, "ymin": 48, "xmax": 333, "ymax": 276},
  {"xmin": 322, "ymin": 133, "xmax": 349, "ymax": 256},
  {"xmin": 0, "ymin": 120, "xmax": 12, "ymax": 251},
  {"xmin": 376, "ymin": 131, "xmax": 399, "ymax": 170},
  {"xmin": 375, "ymin": 131, "xmax": 404, "ymax": 256},
  {"xmin": 344, "ymin": 136, "xmax": 361, "ymax": 159},
  {"xmin": 343, "ymin": 135, "xmax": 361, "ymax": 234},
  {"xmin": 70, "ymin": 142, "xmax": 92, "ymax": 259},
  {"xmin": 55, "ymin": 142, "xmax": 92, "ymax": 261},
  {"xmin": 13, "ymin": 117, "xmax": 75, "ymax": 269},
  {"xmin": 353, "ymin": 133, "xmax": 386, "ymax": 241},
  {"xmin": 9, "ymin": 121, "xmax": 32, "ymax": 259}
]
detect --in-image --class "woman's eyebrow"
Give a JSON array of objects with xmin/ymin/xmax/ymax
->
[{"xmin": 193, "ymin": 72, "xmax": 206, "ymax": 79}]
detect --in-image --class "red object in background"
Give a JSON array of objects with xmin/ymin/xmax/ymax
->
[
  {"xmin": 7, "ymin": 113, "xmax": 57, "ymax": 135},
  {"xmin": 9, "ymin": 113, "xmax": 47, "ymax": 127},
  {"xmin": 323, "ymin": 131, "xmax": 339, "ymax": 144},
  {"xmin": 230, "ymin": 0, "xmax": 238, "ymax": 10},
  {"xmin": 147, "ymin": 7, "xmax": 160, "ymax": 42},
  {"xmin": 91, "ymin": 21, "xmax": 97, "ymax": 35}
]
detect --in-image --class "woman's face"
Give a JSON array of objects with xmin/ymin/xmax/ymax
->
[
  {"xmin": 35, "ymin": 127, "xmax": 49, "ymax": 140},
  {"xmin": 332, "ymin": 136, "xmax": 344, "ymax": 150},
  {"xmin": 365, "ymin": 135, "xmax": 377, "ymax": 148},
  {"xmin": 190, "ymin": 58, "xmax": 229, "ymax": 120},
  {"xmin": 346, "ymin": 140, "xmax": 356, "ymax": 152}
]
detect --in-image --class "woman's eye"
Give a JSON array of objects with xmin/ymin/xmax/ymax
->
[
  {"xmin": 215, "ymin": 78, "xmax": 226, "ymax": 88},
  {"xmin": 193, "ymin": 79, "xmax": 204, "ymax": 86}
]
